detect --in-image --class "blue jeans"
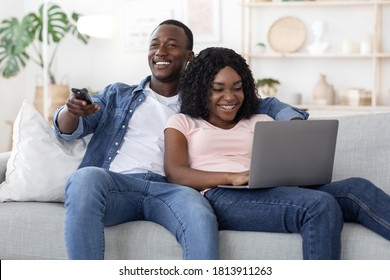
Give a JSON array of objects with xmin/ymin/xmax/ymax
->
[
  {"xmin": 204, "ymin": 177, "xmax": 390, "ymax": 260},
  {"xmin": 64, "ymin": 167, "xmax": 219, "ymax": 259}
]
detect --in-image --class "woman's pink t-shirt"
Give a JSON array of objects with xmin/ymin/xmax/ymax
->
[{"xmin": 165, "ymin": 113, "xmax": 274, "ymax": 172}]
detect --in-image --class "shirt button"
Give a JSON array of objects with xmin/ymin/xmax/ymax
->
[
  {"xmin": 129, "ymin": 109, "xmax": 133, "ymax": 113},
  {"xmin": 108, "ymin": 157, "xmax": 112, "ymax": 160},
  {"xmin": 122, "ymin": 125, "xmax": 125, "ymax": 129},
  {"xmin": 115, "ymin": 142, "xmax": 119, "ymax": 146}
]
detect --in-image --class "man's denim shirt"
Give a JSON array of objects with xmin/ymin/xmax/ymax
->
[{"xmin": 53, "ymin": 76, "xmax": 309, "ymax": 170}]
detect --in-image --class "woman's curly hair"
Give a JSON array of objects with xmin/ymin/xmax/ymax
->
[{"xmin": 178, "ymin": 47, "xmax": 260, "ymax": 121}]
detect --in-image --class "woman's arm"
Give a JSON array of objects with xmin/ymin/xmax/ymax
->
[{"xmin": 164, "ymin": 128, "xmax": 249, "ymax": 191}]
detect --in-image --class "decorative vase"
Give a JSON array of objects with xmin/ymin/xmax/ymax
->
[
  {"xmin": 312, "ymin": 74, "xmax": 331, "ymax": 105},
  {"xmin": 327, "ymin": 85, "xmax": 336, "ymax": 105}
]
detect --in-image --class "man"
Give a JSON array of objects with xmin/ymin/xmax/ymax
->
[{"xmin": 54, "ymin": 19, "xmax": 308, "ymax": 260}]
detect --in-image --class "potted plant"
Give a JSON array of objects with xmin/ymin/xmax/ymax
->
[
  {"xmin": 255, "ymin": 42, "xmax": 266, "ymax": 53},
  {"xmin": 0, "ymin": 2, "xmax": 89, "ymax": 119},
  {"xmin": 256, "ymin": 78, "xmax": 280, "ymax": 97}
]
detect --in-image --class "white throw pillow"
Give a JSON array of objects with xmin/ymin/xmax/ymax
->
[{"xmin": 0, "ymin": 101, "xmax": 89, "ymax": 202}]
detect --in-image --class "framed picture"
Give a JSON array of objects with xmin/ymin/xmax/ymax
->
[
  {"xmin": 124, "ymin": 8, "xmax": 174, "ymax": 52},
  {"xmin": 182, "ymin": 0, "xmax": 221, "ymax": 43}
]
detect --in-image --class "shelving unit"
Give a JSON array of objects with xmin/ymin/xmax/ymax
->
[{"xmin": 241, "ymin": 0, "xmax": 390, "ymax": 115}]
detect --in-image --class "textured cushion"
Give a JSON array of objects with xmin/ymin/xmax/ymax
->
[
  {"xmin": 0, "ymin": 102, "xmax": 88, "ymax": 202},
  {"xmin": 1, "ymin": 202, "xmax": 390, "ymax": 260},
  {"xmin": 0, "ymin": 202, "xmax": 67, "ymax": 259},
  {"xmin": 1, "ymin": 113, "xmax": 390, "ymax": 260},
  {"xmin": 0, "ymin": 202, "xmax": 183, "ymax": 260},
  {"xmin": 331, "ymin": 113, "xmax": 390, "ymax": 194}
]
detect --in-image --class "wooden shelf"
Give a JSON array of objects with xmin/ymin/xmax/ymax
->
[
  {"xmin": 296, "ymin": 104, "xmax": 390, "ymax": 117},
  {"xmin": 241, "ymin": 0, "xmax": 390, "ymax": 110},
  {"xmin": 297, "ymin": 104, "xmax": 390, "ymax": 111},
  {"xmin": 244, "ymin": 0, "xmax": 390, "ymax": 8},
  {"xmin": 245, "ymin": 53, "xmax": 390, "ymax": 59}
]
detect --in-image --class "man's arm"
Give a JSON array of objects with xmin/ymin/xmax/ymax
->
[
  {"xmin": 53, "ymin": 106, "xmax": 84, "ymax": 141},
  {"xmin": 53, "ymin": 91, "xmax": 100, "ymax": 141},
  {"xmin": 258, "ymin": 97, "xmax": 309, "ymax": 120},
  {"xmin": 57, "ymin": 93, "xmax": 100, "ymax": 133}
]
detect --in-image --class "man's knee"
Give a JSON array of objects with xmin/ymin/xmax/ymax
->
[{"xmin": 65, "ymin": 167, "xmax": 108, "ymax": 206}]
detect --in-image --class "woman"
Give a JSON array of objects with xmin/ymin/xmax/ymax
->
[{"xmin": 164, "ymin": 47, "xmax": 390, "ymax": 259}]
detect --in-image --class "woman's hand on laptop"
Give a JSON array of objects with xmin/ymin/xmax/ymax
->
[{"xmin": 228, "ymin": 171, "xmax": 250, "ymax": 186}]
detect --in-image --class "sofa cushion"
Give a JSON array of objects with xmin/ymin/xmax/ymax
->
[
  {"xmin": 1, "ymin": 202, "xmax": 390, "ymax": 260},
  {"xmin": 0, "ymin": 202, "xmax": 183, "ymax": 260},
  {"xmin": 0, "ymin": 101, "xmax": 89, "ymax": 202},
  {"xmin": 332, "ymin": 113, "xmax": 390, "ymax": 194}
]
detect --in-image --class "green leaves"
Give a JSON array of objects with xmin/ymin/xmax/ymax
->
[
  {"xmin": 36, "ymin": 4, "xmax": 68, "ymax": 44},
  {"xmin": 0, "ymin": 17, "xmax": 34, "ymax": 50},
  {"xmin": 256, "ymin": 78, "xmax": 280, "ymax": 87},
  {"xmin": 0, "ymin": 16, "xmax": 33, "ymax": 78},
  {"xmin": 0, "ymin": 3, "xmax": 89, "ymax": 81}
]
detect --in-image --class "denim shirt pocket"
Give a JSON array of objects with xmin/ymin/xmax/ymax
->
[{"xmin": 100, "ymin": 107, "xmax": 127, "ymax": 135}]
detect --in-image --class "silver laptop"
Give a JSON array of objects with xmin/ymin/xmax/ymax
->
[{"xmin": 220, "ymin": 119, "xmax": 339, "ymax": 189}]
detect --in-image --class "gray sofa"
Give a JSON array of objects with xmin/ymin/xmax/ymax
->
[{"xmin": 1, "ymin": 112, "xmax": 390, "ymax": 259}]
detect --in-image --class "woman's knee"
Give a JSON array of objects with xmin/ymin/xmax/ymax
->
[
  {"xmin": 337, "ymin": 177, "xmax": 378, "ymax": 197},
  {"xmin": 310, "ymin": 191, "xmax": 343, "ymax": 223},
  {"xmin": 343, "ymin": 177, "xmax": 375, "ymax": 188}
]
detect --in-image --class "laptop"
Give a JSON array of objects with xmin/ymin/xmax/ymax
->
[{"xmin": 219, "ymin": 119, "xmax": 339, "ymax": 189}]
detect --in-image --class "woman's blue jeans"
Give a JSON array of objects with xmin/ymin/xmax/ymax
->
[
  {"xmin": 64, "ymin": 167, "xmax": 219, "ymax": 260},
  {"xmin": 204, "ymin": 177, "xmax": 390, "ymax": 260}
]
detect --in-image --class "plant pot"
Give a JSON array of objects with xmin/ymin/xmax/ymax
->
[
  {"xmin": 34, "ymin": 84, "xmax": 69, "ymax": 122},
  {"xmin": 258, "ymin": 85, "xmax": 278, "ymax": 97}
]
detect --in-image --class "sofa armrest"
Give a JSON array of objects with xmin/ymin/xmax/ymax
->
[{"xmin": 0, "ymin": 152, "xmax": 11, "ymax": 183}]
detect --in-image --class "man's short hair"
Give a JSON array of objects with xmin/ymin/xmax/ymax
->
[{"xmin": 158, "ymin": 19, "xmax": 194, "ymax": 51}]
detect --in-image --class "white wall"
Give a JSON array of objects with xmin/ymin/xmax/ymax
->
[
  {"xmin": 1, "ymin": 0, "xmax": 389, "ymax": 152},
  {"xmin": 0, "ymin": 0, "xmax": 242, "ymax": 152}
]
